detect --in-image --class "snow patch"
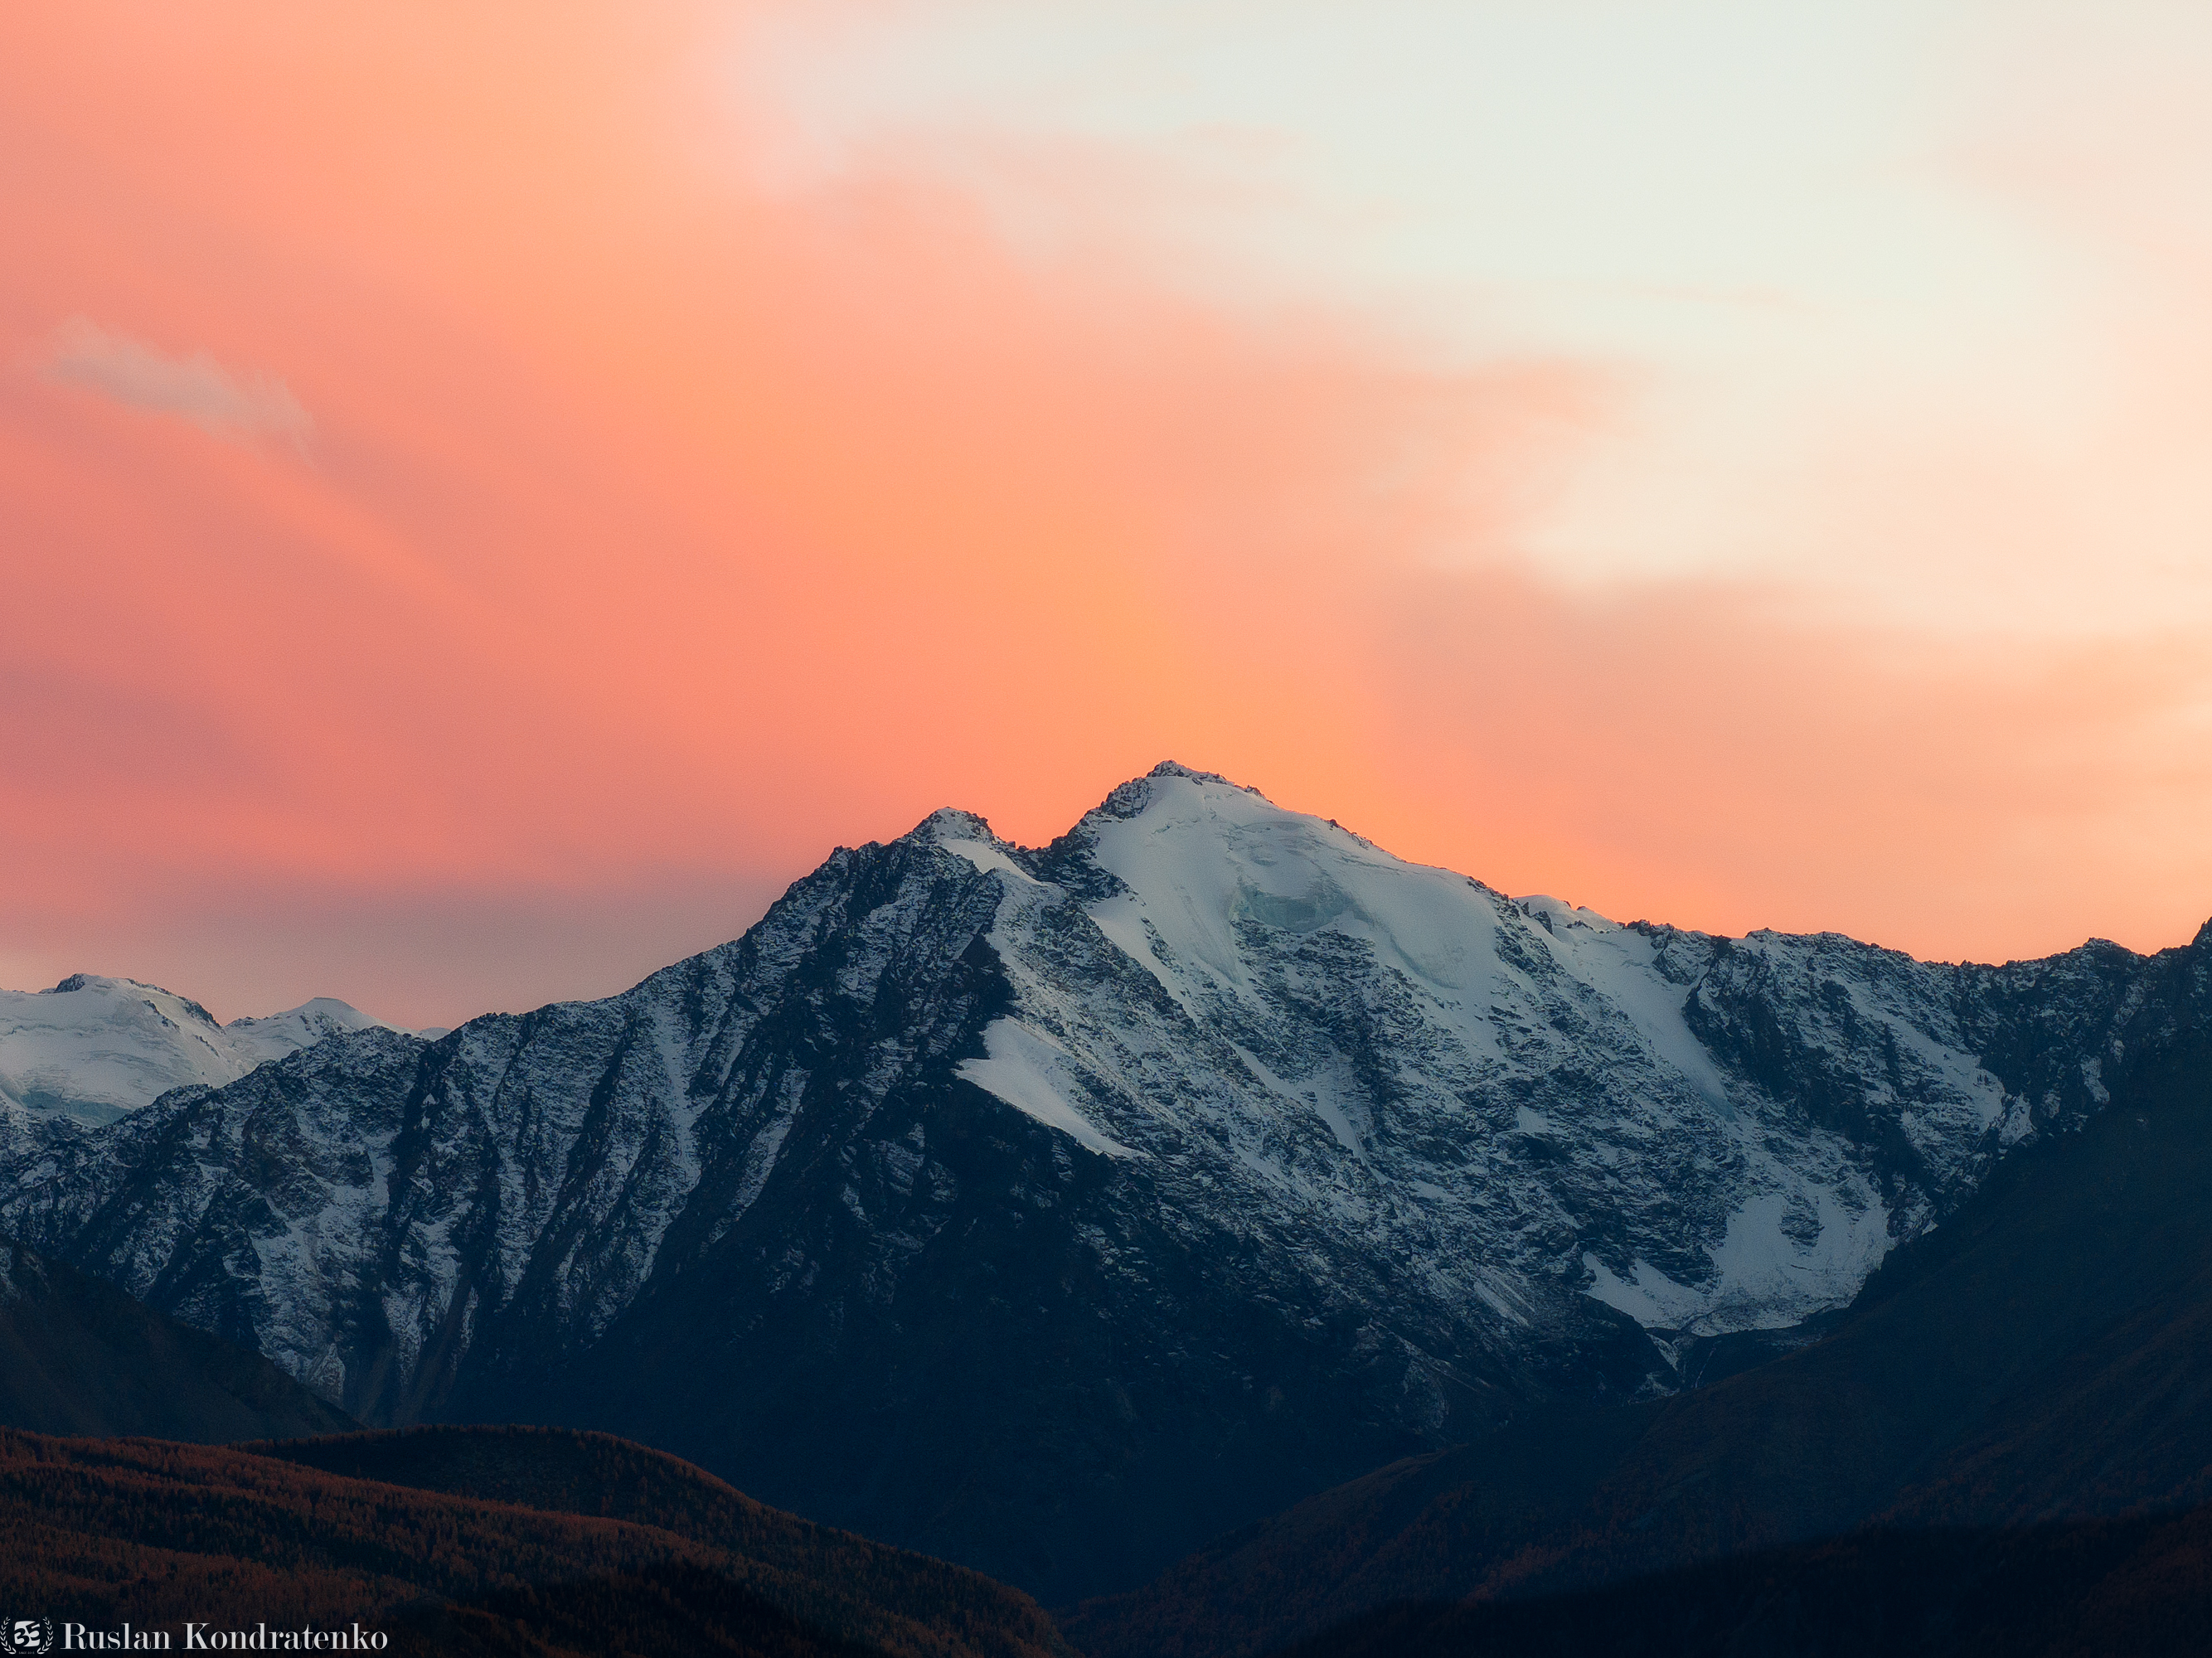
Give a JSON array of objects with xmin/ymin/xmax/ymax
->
[
  {"xmin": 1583, "ymin": 1253, "xmax": 1707, "ymax": 1329},
  {"xmin": 958, "ymin": 1020, "xmax": 1141, "ymax": 1159},
  {"xmin": 1584, "ymin": 1180, "xmax": 1892, "ymax": 1335},
  {"xmin": 939, "ymin": 838, "xmax": 1040, "ymax": 885}
]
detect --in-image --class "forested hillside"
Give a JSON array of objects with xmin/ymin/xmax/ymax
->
[{"xmin": 0, "ymin": 1428, "xmax": 1066, "ymax": 1658}]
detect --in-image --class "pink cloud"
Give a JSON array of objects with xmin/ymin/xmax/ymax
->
[{"xmin": 42, "ymin": 318, "xmax": 311, "ymax": 444}]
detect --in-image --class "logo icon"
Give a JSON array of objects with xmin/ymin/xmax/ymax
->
[{"xmin": 5, "ymin": 1618, "xmax": 53, "ymax": 1656}]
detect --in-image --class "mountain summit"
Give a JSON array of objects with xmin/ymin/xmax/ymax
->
[{"xmin": 0, "ymin": 766, "xmax": 2182, "ymax": 1597}]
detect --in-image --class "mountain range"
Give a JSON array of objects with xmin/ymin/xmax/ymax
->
[{"xmin": 0, "ymin": 764, "xmax": 2199, "ymax": 1606}]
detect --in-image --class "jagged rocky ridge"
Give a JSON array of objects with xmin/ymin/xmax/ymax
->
[{"xmin": 0, "ymin": 766, "xmax": 2177, "ymax": 1597}]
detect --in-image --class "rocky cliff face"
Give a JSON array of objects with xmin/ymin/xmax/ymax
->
[{"xmin": 0, "ymin": 765, "xmax": 2185, "ymax": 1598}]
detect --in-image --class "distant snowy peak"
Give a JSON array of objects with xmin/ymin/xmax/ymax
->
[
  {"xmin": 0, "ymin": 975, "xmax": 418, "ymax": 1125},
  {"xmin": 225, "ymin": 996, "xmax": 415, "ymax": 1064}
]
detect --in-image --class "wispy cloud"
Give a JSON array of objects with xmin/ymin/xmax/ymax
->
[{"xmin": 44, "ymin": 318, "xmax": 311, "ymax": 444}]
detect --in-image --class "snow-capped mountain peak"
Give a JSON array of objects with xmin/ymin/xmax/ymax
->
[
  {"xmin": 224, "ymin": 996, "xmax": 420, "ymax": 1063},
  {"xmin": 929, "ymin": 764, "xmax": 2004, "ymax": 1345},
  {"xmin": 0, "ymin": 975, "xmax": 418, "ymax": 1126}
]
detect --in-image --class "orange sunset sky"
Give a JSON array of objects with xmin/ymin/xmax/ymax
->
[{"xmin": 5, "ymin": 2, "xmax": 2212, "ymax": 1028}]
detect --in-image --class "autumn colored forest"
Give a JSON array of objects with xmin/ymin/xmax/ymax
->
[{"xmin": 0, "ymin": 1427, "xmax": 1065, "ymax": 1658}]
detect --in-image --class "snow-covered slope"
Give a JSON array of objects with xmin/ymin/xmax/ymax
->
[
  {"xmin": 960, "ymin": 771, "xmax": 2011, "ymax": 1341},
  {"xmin": 0, "ymin": 975, "xmax": 414, "ymax": 1127},
  {"xmin": 0, "ymin": 765, "xmax": 2181, "ymax": 1599}
]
